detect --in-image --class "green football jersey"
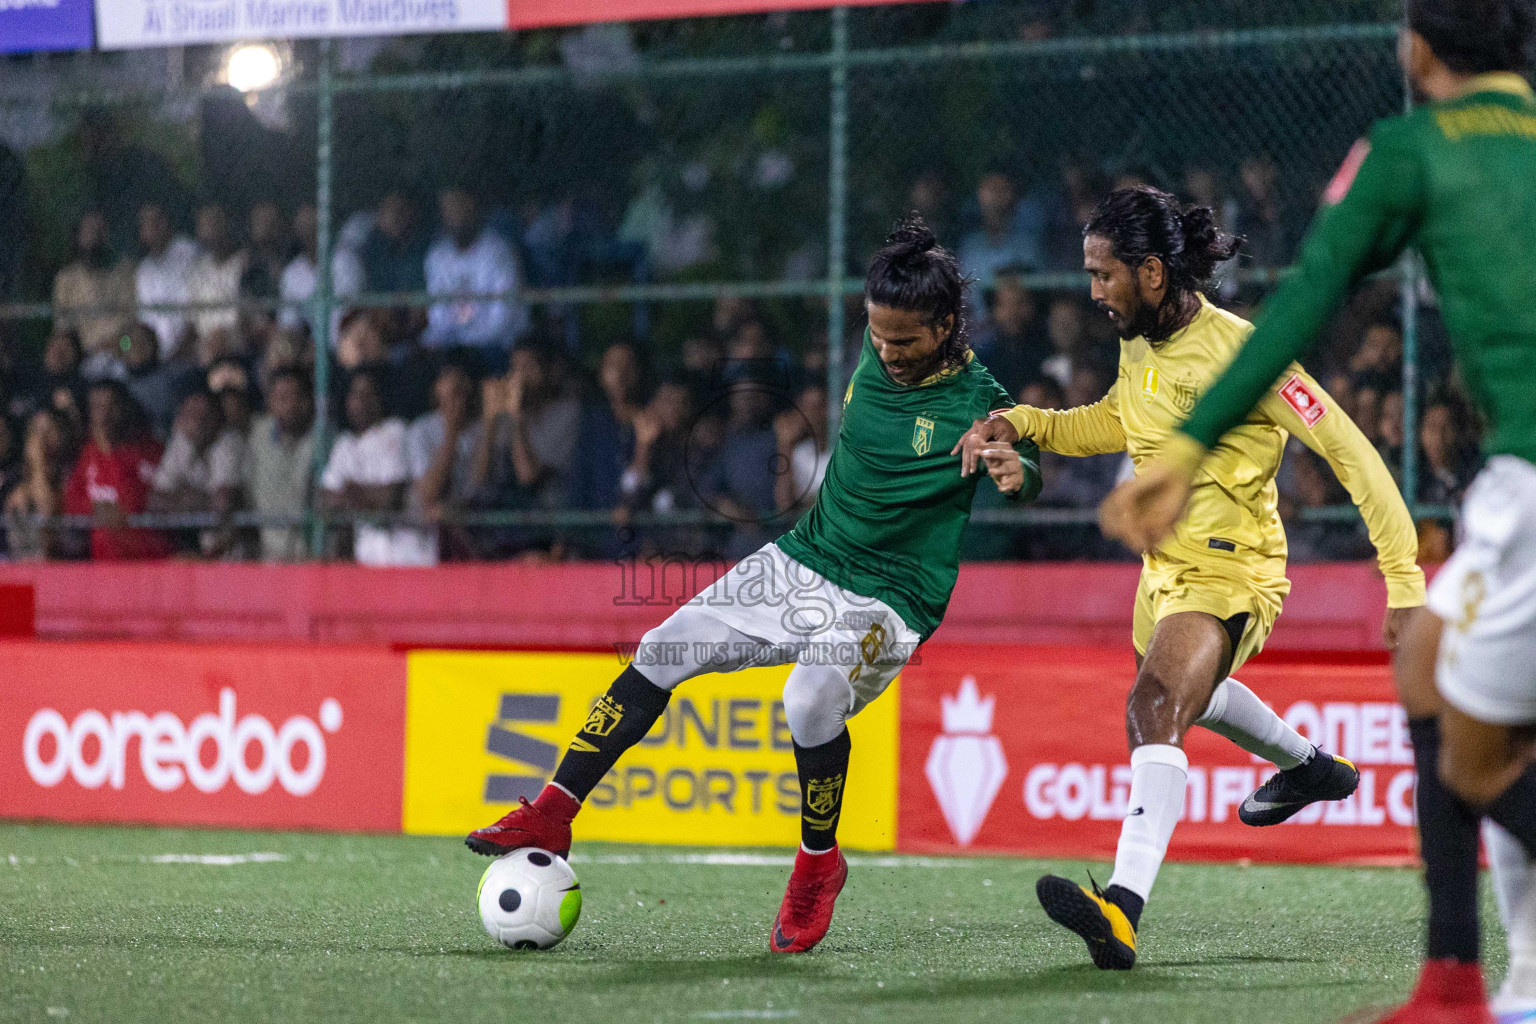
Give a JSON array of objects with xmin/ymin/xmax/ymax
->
[
  {"xmin": 776, "ymin": 331, "xmax": 1042, "ymax": 639},
  {"xmin": 1185, "ymin": 73, "xmax": 1536, "ymax": 463}
]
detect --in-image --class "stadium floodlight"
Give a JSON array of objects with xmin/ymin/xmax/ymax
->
[{"xmin": 224, "ymin": 44, "xmax": 282, "ymax": 93}]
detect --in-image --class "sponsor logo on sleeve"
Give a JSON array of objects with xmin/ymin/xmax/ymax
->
[{"xmin": 1279, "ymin": 374, "xmax": 1328, "ymax": 427}]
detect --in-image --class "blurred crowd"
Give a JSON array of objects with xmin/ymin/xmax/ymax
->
[{"xmin": 0, "ymin": 157, "xmax": 1482, "ymax": 565}]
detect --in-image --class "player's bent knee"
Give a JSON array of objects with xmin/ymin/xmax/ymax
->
[
  {"xmin": 1126, "ymin": 671, "xmax": 1172, "ymax": 716},
  {"xmin": 782, "ymin": 669, "xmax": 852, "ymax": 748},
  {"xmin": 1125, "ymin": 668, "xmax": 1202, "ymax": 747}
]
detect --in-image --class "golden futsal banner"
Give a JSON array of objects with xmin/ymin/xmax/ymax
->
[{"xmin": 402, "ymin": 650, "xmax": 897, "ymax": 850}]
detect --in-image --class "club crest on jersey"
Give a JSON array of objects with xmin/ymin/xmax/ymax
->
[
  {"xmin": 1279, "ymin": 374, "xmax": 1328, "ymax": 427},
  {"xmin": 805, "ymin": 774, "xmax": 845, "ymax": 823},
  {"xmin": 912, "ymin": 416, "xmax": 935, "ymax": 456},
  {"xmin": 1170, "ymin": 377, "xmax": 1197, "ymax": 414},
  {"xmin": 1141, "ymin": 367, "xmax": 1160, "ymax": 404}
]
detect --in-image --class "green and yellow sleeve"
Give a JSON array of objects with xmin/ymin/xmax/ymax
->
[{"xmin": 1257, "ymin": 369, "xmax": 1425, "ymax": 607}]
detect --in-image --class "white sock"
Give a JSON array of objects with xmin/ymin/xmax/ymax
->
[
  {"xmin": 1107, "ymin": 744, "xmax": 1188, "ymax": 902},
  {"xmin": 1487, "ymin": 821, "xmax": 1536, "ymax": 1001},
  {"xmin": 1196, "ymin": 677, "xmax": 1314, "ymax": 770}
]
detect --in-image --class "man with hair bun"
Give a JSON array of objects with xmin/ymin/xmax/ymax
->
[
  {"xmin": 957, "ymin": 186, "xmax": 1424, "ymax": 971},
  {"xmin": 462, "ymin": 216, "xmax": 1041, "ymax": 955},
  {"xmin": 1101, "ymin": 2, "xmax": 1536, "ymax": 1019}
]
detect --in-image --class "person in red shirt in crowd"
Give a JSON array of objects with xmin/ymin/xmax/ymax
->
[{"xmin": 64, "ymin": 379, "xmax": 172, "ymax": 560}]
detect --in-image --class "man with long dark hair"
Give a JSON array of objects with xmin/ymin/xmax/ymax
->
[
  {"xmin": 958, "ymin": 186, "xmax": 1423, "ymax": 971},
  {"xmin": 462, "ymin": 217, "xmax": 1040, "ymax": 954},
  {"xmin": 1100, "ymin": 2, "xmax": 1536, "ymax": 1019}
]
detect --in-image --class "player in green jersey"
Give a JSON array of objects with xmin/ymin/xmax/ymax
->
[
  {"xmin": 465, "ymin": 217, "xmax": 1041, "ymax": 954},
  {"xmin": 1099, "ymin": 3, "xmax": 1536, "ymax": 1021}
]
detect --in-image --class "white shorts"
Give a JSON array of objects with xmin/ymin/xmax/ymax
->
[
  {"xmin": 1429, "ymin": 456, "xmax": 1536, "ymax": 725},
  {"xmin": 684, "ymin": 542, "xmax": 922, "ymax": 714}
]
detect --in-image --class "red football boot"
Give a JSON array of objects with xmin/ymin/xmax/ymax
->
[
  {"xmin": 768, "ymin": 846, "xmax": 848, "ymax": 954},
  {"xmin": 465, "ymin": 787, "xmax": 578, "ymax": 858},
  {"xmin": 1370, "ymin": 960, "xmax": 1494, "ymax": 1024}
]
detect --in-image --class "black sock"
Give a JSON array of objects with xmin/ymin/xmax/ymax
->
[
  {"xmin": 1103, "ymin": 885, "xmax": 1144, "ymax": 932},
  {"xmin": 1484, "ymin": 761, "xmax": 1536, "ymax": 861},
  {"xmin": 551, "ymin": 666, "xmax": 671, "ymax": 802},
  {"xmin": 794, "ymin": 729, "xmax": 851, "ymax": 852},
  {"xmin": 1409, "ymin": 717, "xmax": 1482, "ymax": 964}
]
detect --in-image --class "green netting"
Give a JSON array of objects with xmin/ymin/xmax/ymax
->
[{"xmin": 0, "ymin": 3, "xmax": 1438, "ymax": 559}]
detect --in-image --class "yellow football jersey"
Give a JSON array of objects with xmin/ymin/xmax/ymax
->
[{"xmin": 1001, "ymin": 296, "xmax": 1425, "ymax": 609}]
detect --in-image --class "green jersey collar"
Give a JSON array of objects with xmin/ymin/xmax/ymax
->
[
  {"xmin": 1459, "ymin": 72, "xmax": 1535, "ymax": 102},
  {"xmin": 864, "ymin": 327, "xmax": 974, "ymax": 388}
]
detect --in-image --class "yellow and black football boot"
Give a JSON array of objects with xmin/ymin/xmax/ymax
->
[{"xmin": 1035, "ymin": 874, "xmax": 1140, "ymax": 970}]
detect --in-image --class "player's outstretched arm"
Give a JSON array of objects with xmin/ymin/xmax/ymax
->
[
  {"xmin": 955, "ymin": 396, "xmax": 1126, "ymax": 477},
  {"xmin": 1259, "ymin": 369, "xmax": 1426, "ymax": 641},
  {"xmin": 1102, "ymin": 123, "xmax": 1426, "ymax": 552}
]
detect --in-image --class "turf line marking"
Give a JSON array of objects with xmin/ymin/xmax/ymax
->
[
  {"xmin": 148, "ymin": 854, "xmax": 289, "ymax": 866},
  {"xmin": 567, "ymin": 853, "xmax": 975, "ymax": 869},
  {"xmin": 692, "ymin": 1012, "xmax": 799, "ymax": 1020}
]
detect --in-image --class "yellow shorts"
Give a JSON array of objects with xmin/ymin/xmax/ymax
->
[{"xmin": 1132, "ymin": 554, "xmax": 1290, "ymax": 673}]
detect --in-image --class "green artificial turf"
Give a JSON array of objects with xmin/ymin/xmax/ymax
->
[{"xmin": 0, "ymin": 822, "xmax": 1508, "ymax": 1023}]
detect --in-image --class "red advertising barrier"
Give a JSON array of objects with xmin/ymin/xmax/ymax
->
[
  {"xmin": 0, "ymin": 642, "xmax": 406, "ymax": 832},
  {"xmin": 900, "ymin": 644, "xmax": 1416, "ymax": 866},
  {"xmin": 506, "ymin": 0, "xmax": 933, "ymax": 30},
  {"xmin": 0, "ymin": 560, "xmax": 1409, "ymax": 651}
]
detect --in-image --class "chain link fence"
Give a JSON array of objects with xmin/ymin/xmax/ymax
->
[{"xmin": 0, "ymin": 0, "xmax": 1459, "ymax": 564}]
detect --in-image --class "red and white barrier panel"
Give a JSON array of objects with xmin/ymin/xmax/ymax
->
[
  {"xmin": 899, "ymin": 644, "xmax": 1416, "ymax": 866},
  {"xmin": 1, "ymin": 642, "xmax": 406, "ymax": 832}
]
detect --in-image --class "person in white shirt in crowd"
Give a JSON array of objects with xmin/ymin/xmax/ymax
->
[
  {"xmin": 53, "ymin": 211, "xmax": 135, "ymax": 362},
  {"xmin": 134, "ymin": 202, "xmax": 199, "ymax": 362},
  {"xmin": 423, "ymin": 188, "xmax": 529, "ymax": 365},
  {"xmin": 243, "ymin": 201, "xmax": 291, "ymax": 298},
  {"xmin": 186, "ymin": 204, "xmax": 248, "ymax": 365},
  {"xmin": 774, "ymin": 383, "xmax": 830, "ymax": 515},
  {"xmin": 245, "ymin": 366, "xmax": 316, "ymax": 563},
  {"xmin": 147, "ymin": 387, "xmax": 247, "ymax": 557},
  {"xmin": 407, "ymin": 362, "xmax": 484, "ymax": 560},
  {"xmin": 320, "ymin": 367, "xmax": 435, "ymax": 567},
  {"xmin": 279, "ymin": 204, "xmax": 364, "ymax": 344}
]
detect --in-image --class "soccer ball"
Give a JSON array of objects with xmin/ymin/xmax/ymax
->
[{"xmin": 477, "ymin": 848, "xmax": 582, "ymax": 950}]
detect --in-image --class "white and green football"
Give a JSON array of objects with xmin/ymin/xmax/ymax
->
[{"xmin": 477, "ymin": 848, "xmax": 582, "ymax": 950}]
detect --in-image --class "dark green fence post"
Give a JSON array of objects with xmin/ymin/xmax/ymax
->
[
  {"xmin": 825, "ymin": 5, "xmax": 849, "ymax": 441},
  {"xmin": 309, "ymin": 39, "xmax": 336, "ymax": 559}
]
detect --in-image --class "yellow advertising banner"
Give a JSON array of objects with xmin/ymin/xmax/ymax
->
[{"xmin": 402, "ymin": 651, "xmax": 897, "ymax": 850}]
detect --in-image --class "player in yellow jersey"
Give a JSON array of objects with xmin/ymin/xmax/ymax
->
[{"xmin": 955, "ymin": 186, "xmax": 1426, "ymax": 970}]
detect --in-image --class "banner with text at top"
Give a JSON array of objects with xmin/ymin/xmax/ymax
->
[
  {"xmin": 95, "ymin": 0, "xmax": 934, "ymax": 50},
  {"xmin": 402, "ymin": 650, "xmax": 898, "ymax": 850},
  {"xmin": 96, "ymin": 0, "xmax": 510, "ymax": 50},
  {"xmin": 1, "ymin": 0, "xmax": 94, "ymax": 54}
]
